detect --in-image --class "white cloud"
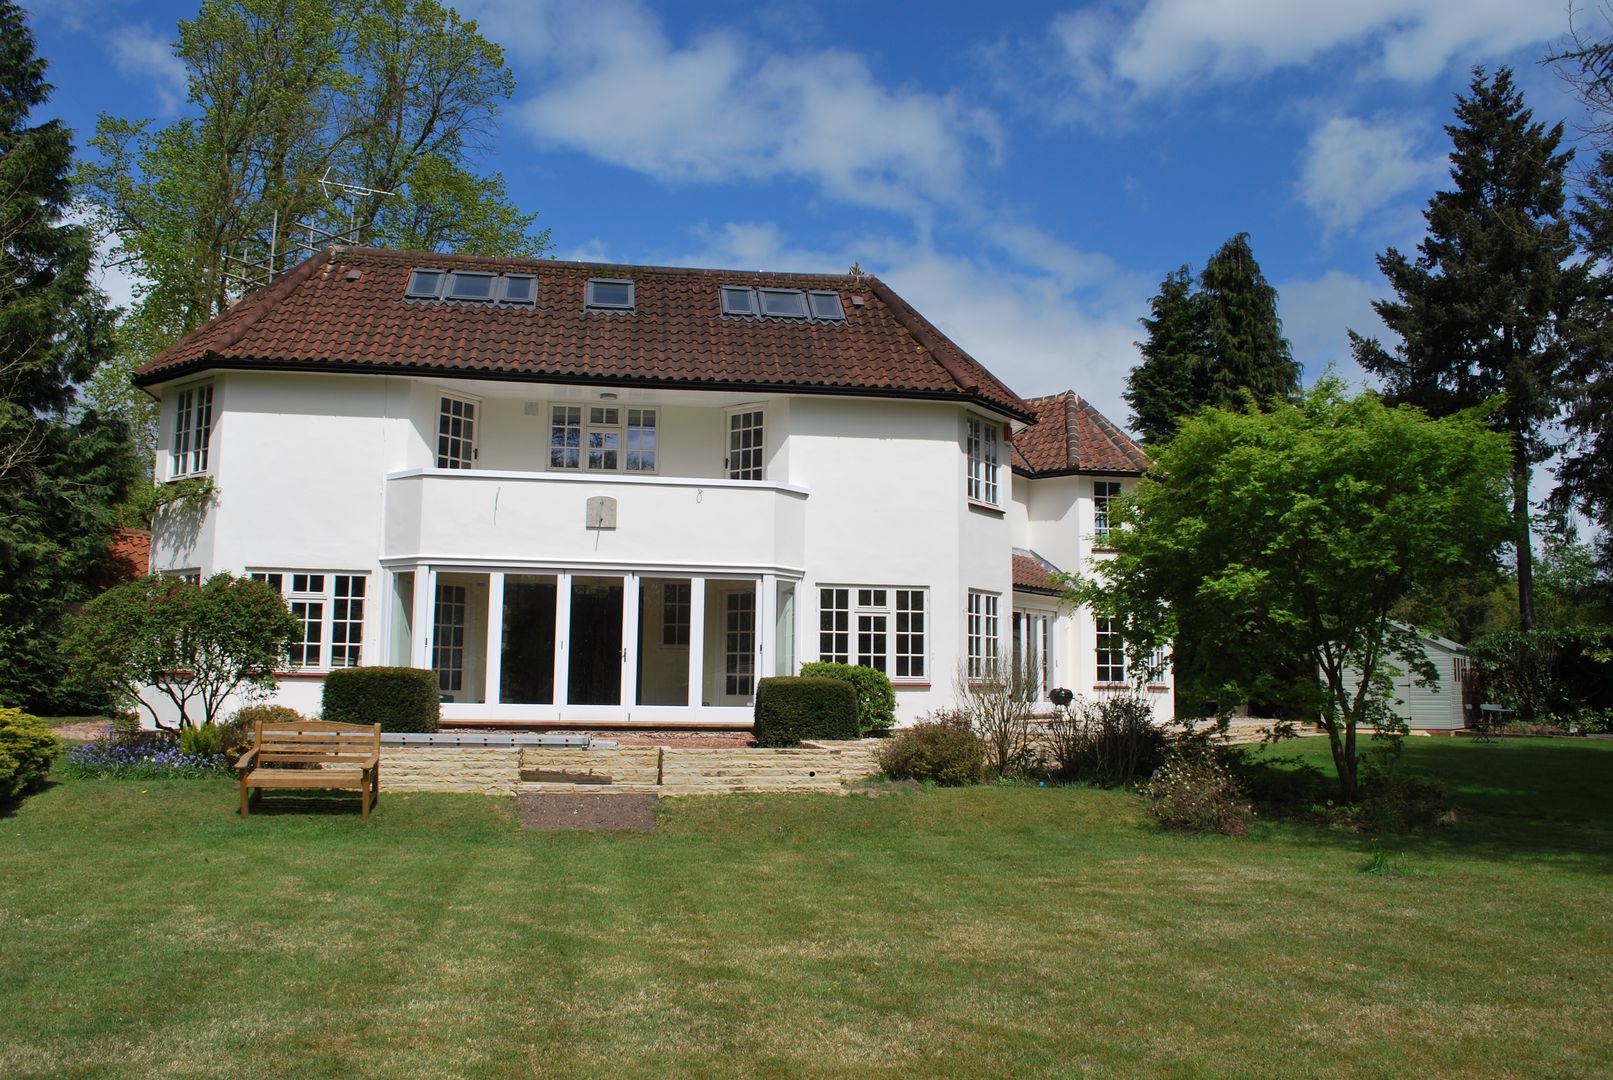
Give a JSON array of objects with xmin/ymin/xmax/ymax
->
[
  {"xmin": 1044, "ymin": 0, "xmax": 1562, "ymax": 117},
  {"xmin": 465, "ymin": 0, "xmax": 1001, "ymax": 220},
  {"xmin": 1276, "ymin": 268, "xmax": 1390, "ymax": 390},
  {"xmin": 1297, "ymin": 113, "xmax": 1446, "ymax": 233},
  {"xmin": 107, "ymin": 24, "xmax": 186, "ymax": 116}
]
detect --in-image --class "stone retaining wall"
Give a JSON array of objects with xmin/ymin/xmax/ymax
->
[{"xmin": 380, "ymin": 746, "xmax": 520, "ymax": 794}]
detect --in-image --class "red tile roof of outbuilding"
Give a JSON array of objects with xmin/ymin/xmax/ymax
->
[
  {"xmin": 134, "ymin": 247, "xmax": 1035, "ymax": 421},
  {"xmin": 1010, "ymin": 390, "xmax": 1147, "ymax": 476},
  {"xmin": 1012, "ymin": 549, "xmax": 1064, "ymax": 595}
]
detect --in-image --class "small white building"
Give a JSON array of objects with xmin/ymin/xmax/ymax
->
[
  {"xmin": 1342, "ymin": 630, "xmax": 1471, "ymax": 732},
  {"xmin": 135, "ymin": 248, "xmax": 1171, "ymax": 728}
]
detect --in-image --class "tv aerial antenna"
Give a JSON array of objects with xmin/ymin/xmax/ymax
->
[{"xmin": 219, "ymin": 167, "xmax": 398, "ymax": 299}]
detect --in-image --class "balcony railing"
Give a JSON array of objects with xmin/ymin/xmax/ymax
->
[{"xmin": 383, "ymin": 468, "xmax": 808, "ymax": 571}]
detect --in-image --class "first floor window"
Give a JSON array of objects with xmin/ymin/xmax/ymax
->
[
  {"xmin": 819, "ymin": 587, "xmax": 928, "ymax": 679},
  {"xmin": 1094, "ymin": 480, "xmax": 1122, "ymax": 543},
  {"xmin": 438, "ymin": 396, "xmax": 477, "ymax": 468},
  {"xmin": 550, "ymin": 404, "xmax": 658, "ymax": 473},
  {"xmin": 966, "ymin": 590, "xmax": 999, "ymax": 680},
  {"xmin": 1096, "ymin": 616, "xmax": 1125, "ymax": 684},
  {"xmin": 965, "ymin": 416, "xmax": 999, "ymax": 505},
  {"xmin": 171, "ymin": 382, "xmax": 214, "ymax": 477},
  {"xmin": 251, "ymin": 571, "xmax": 367, "ymax": 670},
  {"xmin": 728, "ymin": 409, "xmax": 764, "ymax": 479}
]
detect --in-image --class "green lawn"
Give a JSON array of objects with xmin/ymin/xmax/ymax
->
[{"xmin": 2, "ymin": 738, "xmax": 1610, "ymax": 1079}]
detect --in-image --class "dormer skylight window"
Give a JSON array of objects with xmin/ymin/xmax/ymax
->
[
  {"xmin": 758, "ymin": 288, "xmax": 808, "ymax": 318},
  {"xmin": 720, "ymin": 285, "xmax": 759, "ymax": 316},
  {"xmin": 446, "ymin": 271, "xmax": 496, "ymax": 301},
  {"xmin": 406, "ymin": 269, "xmax": 445, "ymax": 298},
  {"xmin": 808, "ymin": 291, "xmax": 845, "ymax": 321},
  {"xmin": 500, "ymin": 275, "xmax": 535, "ymax": 304},
  {"xmin": 586, "ymin": 278, "xmax": 635, "ymax": 311}
]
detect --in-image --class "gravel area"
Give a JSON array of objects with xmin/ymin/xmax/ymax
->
[{"xmin": 516, "ymin": 792, "xmax": 660, "ymax": 831}]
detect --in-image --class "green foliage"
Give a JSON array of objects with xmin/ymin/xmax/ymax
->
[
  {"xmin": 1468, "ymin": 625, "xmax": 1613, "ymax": 722},
  {"xmin": 0, "ymin": 707, "xmax": 61, "ymax": 801},
  {"xmin": 877, "ymin": 718, "xmax": 986, "ymax": 785},
  {"xmin": 1351, "ymin": 67, "xmax": 1582, "ymax": 629},
  {"xmin": 77, "ymin": 0, "xmax": 551, "ymax": 366},
  {"xmin": 321, "ymin": 667, "xmax": 439, "ymax": 733},
  {"xmin": 220, "ymin": 703, "xmax": 310, "ymax": 764},
  {"xmin": 1124, "ymin": 234, "xmax": 1298, "ymax": 445},
  {"xmin": 1142, "ymin": 742, "xmax": 1254, "ymax": 836},
  {"xmin": 66, "ymin": 573, "xmax": 299, "ymax": 730},
  {"xmin": 0, "ymin": 3, "xmax": 138, "ymax": 712},
  {"xmin": 178, "ymin": 722, "xmax": 223, "ymax": 758},
  {"xmin": 798, "ymin": 662, "xmax": 896, "ymax": 735},
  {"xmin": 1560, "ymin": 147, "xmax": 1613, "ymax": 569},
  {"xmin": 1071, "ymin": 378, "xmax": 1512, "ymax": 801},
  {"xmin": 752, "ymin": 677, "xmax": 858, "ymax": 747}
]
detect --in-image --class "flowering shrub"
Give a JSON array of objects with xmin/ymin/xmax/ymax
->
[
  {"xmin": 1142, "ymin": 744, "xmax": 1254, "ymax": 837},
  {"xmin": 1, "ymin": 708, "xmax": 61, "ymax": 801},
  {"xmin": 61, "ymin": 736, "xmax": 229, "ymax": 779},
  {"xmin": 878, "ymin": 717, "xmax": 987, "ymax": 785}
]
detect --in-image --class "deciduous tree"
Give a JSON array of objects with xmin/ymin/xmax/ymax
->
[{"xmin": 1070, "ymin": 379, "xmax": 1511, "ymax": 801}]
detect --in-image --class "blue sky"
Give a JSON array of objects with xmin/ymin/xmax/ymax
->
[{"xmin": 24, "ymin": 0, "xmax": 1586, "ymax": 431}]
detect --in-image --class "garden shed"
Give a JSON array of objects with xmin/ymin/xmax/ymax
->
[{"xmin": 1342, "ymin": 629, "xmax": 1470, "ymax": 731}]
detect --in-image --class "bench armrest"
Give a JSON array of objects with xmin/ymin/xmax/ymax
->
[
  {"xmin": 234, "ymin": 748, "xmax": 258, "ymax": 771},
  {"xmin": 359, "ymin": 752, "xmax": 380, "ymax": 770}
]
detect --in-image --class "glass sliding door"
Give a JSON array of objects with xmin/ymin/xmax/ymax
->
[
  {"xmin": 390, "ymin": 571, "xmax": 414, "ymax": 666},
  {"xmin": 568, "ymin": 575, "xmax": 624, "ymax": 705},
  {"xmin": 637, "ymin": 577, "xmax": 691, "ymax": 706},
  {"xmin": 704, "ymin": 580, "xmax": 757, "ymax": 706},
  {"xmin": 434, "ymin": 573, "xmax": 489, "ymax": 703},
  {"xmin": 500, "ymin": 574, "xmax": 557, "ymax": 704}
]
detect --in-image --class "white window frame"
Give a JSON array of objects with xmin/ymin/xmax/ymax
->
[
  {"xmin": 436, "ymin": 394, "xmax": 479, "ymax": 469},
  {"xmin": 250, "ymin": 571, "xmax": 368, "ymax": 672},
  {"xmin": 1095, "ymin": 615, "xmax": 1126, "ymax": 686},
  {"xmin": 1012, "ymin": 610, "xmax": 1053, "ymax": 701},
  {"xmin": 170, "ymin": 381, "xmax": 214, "ymax": 478},
  {"xmin": 1094, "ymin": 480, "xmax": 1123, "ymax": 545},
  {"xmin": 965, "ymin": 415, "xmax": 1000, "ymax": 507},
  {"xmin": 819, "ymin": 586, "xmax": 928, "ymax": 682},
  {"xmin": 966, "ymin": 590, "xmax": 1000, "ymax": 681},
  {"xmin": 726, "ymin": 407, "xmax": 765, "ymax": 480},
  {"xmin": 548, "ymin": 404, "xmax": 659, "ymax": 474}
]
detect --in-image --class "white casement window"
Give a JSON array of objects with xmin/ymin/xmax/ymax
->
[
  {"xmin": 1094, "ymin": 480, "xmax": 1122, "ymax": 543},
  {"xmin": 250, "ymin": 572, "xmax": 367, "ymax": 671},
  {"xmin": 727, "ymin": 409, "xmax": 764, "ymax": 480},
  {"xmin": 820, "ymin": 587, "xmax": 927, "ymax": 679},
  {"xmin": 965, "ymin": 416, "xmax": 999, "ymax": 506},
  {"xmin": 433, "ymin": 581, "xmax": 467, "ymax": 692},
  {"xmin": 1012, "ymin": 611, "xmax": 1052, "ymax": 699},
  {"xmin": 966, "ymin": 590, "xmax": 1000, "ymax": 680},
  {"xmin": 1095, "ymin": 616, "xmax": 1126, "ymax": 685},
  {"xmin": 163, "ymin": 569, "xmax": 202, "ymax": 585},
  {"xmin": 437, "ymin": 396, "xmax": 477, "ymax": 469},
  {"xmin": 549, "ymin": 405, "xmax": 657, "ymax": 473},
  {"xmin": 725, "ymin": 591, "xmax": 756, "ymax": 697},
  {"xmin": 662, "ymin": 581, "xmax": 691, "ymax": 646},
  {"xmin": 171, "ymin": 382, "xmax": 214, "ymax": 477}
]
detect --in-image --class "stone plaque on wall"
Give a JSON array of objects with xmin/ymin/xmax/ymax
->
[{"xmin": 585, "ymin": 495, "xmax": 617, "ymax": 530}]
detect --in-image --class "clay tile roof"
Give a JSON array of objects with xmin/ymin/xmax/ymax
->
[
  {"xmin": 1010, "ymin": 390, "xmax": 1148, "ymax": 476},
  {"xmin": 134, "ymin": 247, "xmax": 1034, "ymax": 421},
  {"xmin": 90, "ymin": 528, "xmax": 150, "ymax": 591},
  {"xmin": 1012, "ymin": 548, "xmax": 1064, "ymax": 595}
]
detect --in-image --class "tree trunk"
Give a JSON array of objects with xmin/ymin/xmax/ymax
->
[{"xmin": 1513, "ymin": 449, "xmax": 1536, "ymax": 631}]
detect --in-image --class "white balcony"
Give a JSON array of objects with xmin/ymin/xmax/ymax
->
[{"xmin": 383, "ymin": 468, "xmax": 809, "ymax": 573}]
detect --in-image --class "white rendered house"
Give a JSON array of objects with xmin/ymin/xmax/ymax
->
[{"xmin": 137, "ymin": 247, "xmax": 1171, "ymax": 728}]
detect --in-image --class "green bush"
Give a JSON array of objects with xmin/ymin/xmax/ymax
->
[
  {"xmin": 753, "ymin": 677, "xmax": 858, "ymax": 746},
  {"xmin": 1142, "ymin": 743, "xmax": 1254, "ymax": 836},
  {"xmin": 179, "ymin": 722, "xmax": 223, "ymax": 758},
  {"xmin": 877, "ymin": 718, "xmax": 986, "ymax": 785},
  {"xmin": 799, "ymin": 662, "xmax": 897, "ymax": 734},
  {"xmin": 0, "ymin": 708, "xmax": 62, "ymax": 801},
  {"xmin": 321, "ymin": 667, "xmax": 439, "ymax": 732}
]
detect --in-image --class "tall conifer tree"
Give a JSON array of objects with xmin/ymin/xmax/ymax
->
[
  {"xmin": 1124, "ymin": 266, "xmax": 1204, "ymax": 445},
  {"xmin": 1351, "ymin": 67, "xmax": 1581, "ymax": 629},
  {"xmin": 0, "ymin": 2, "xmax": 137, "ymax": 709}
]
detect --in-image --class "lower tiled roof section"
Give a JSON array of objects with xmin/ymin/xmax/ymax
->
[
  {"xmin": 134, "ymin": 247, "xmax": 1033, "ymax": 421},
  {"xmin": 1012, "ymin": 548, "xmax": 1065, "ymax": 595},
  {"xmin": 1011, "ymin": 390, "xmax": 1148, "ymax": 475}
]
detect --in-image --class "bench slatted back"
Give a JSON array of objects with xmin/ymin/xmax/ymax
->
[{"xmin": 253, "ymin": 719, "xmax": 381, "ymax": 766}]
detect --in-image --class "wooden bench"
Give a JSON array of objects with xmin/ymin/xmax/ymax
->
[{"xmin": 236, "ymin": 719, "xmax": 381, "ymax": 818}]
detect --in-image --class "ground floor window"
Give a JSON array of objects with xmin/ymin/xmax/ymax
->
[
  {"xmin": 818, "ymin": 586, "xmax": 927, "ymax": 679},
  {"xmin": 1095, "ymin": 616, "xmax": 1126, "ymax": 685},
  {"xmin": 966, "ymin": 590, "xmax": 999, "ymax": 680},
  {"xmin": 250, "ymin": 571, "xmax": 368, "ymax": 670},
  {"xmin": 1012, "ymin": 610, "xmax": 1052, "ymax": 699}
]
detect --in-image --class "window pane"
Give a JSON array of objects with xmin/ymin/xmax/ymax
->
[
  {"xmin": 406, "ymin": 269, "xmax": 444, "ymax": 298},
  {"xmin": 587, "ymin": 279, "xmax": 634, "ymax": 309},
  {"xmin": 437, "ymin": 397, "xmax": 476, "ymax": 469},
  {"xmin": 819, "ymin": 588, "xmax": 849, "ymax": 663},
  {"xmin": 501, "ymin": 275, "xmax": 535, "ymax": 303},
  {"xmin": 447, "ymin": 272, "xmax": 494, "ymax": 300},
  {"xmin": 728, "ymin": 410, "xmax": 764, "ymax": 480},
  {"xmin": 720, "ymin": 286, "xmax": 758, "ymax": 316},
  {"xmin": 809, "ymin": 291, "xmax": 845, "ymax": 320},
  {"xmin": 758, "ymin": 289, "xmax": 807, "ymax": 318}
]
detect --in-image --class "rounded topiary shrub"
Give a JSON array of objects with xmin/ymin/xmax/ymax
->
[
  {"xmin": 877, "ymin": 720, "xmax": 986, "ymax": 786},
  {"xmin": 321, "ymin": 667, "xmax": 440, "ymax": 733},
  {"xmin": 799, "ymin": 662, "xmax": 897, "ymax": 735},
  {"xmin": 0, "ymin": 707, "xmax": 62, "ymax": 802},
  {"xmin": 221, "ymin": 704, "xmax": 313, "ymax": 764},
  {"xmin": 753, "ymin": 676, "xmax": 859, "ymax": 747}
]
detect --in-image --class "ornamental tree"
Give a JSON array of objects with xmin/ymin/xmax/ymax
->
[
  {"xmin": 67, "ymin": 573, "xmax": 299, "ymax": 730},
  {"xmin": 1070, "ymin": 379, "xmax": 1511, "ymax": 801}
]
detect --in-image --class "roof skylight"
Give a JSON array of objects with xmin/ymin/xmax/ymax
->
[
  {"xmin": 406, "ymin": 269, "xmax": 444, "ymax": 299},
  {"xmin": 758, "ymin": 288, "xmax": 809, "ymax": 319},
  {"xmin": 720, "ymin": 285, "xmax": 759, "ymax": 316},
  {"xmin": 586, "ymin": 278, "xmax": 635, "ymax": 311},
  {"xmin": 808, "ymin": 291, "xmax": 845, "ymax": 321},
  {"xmin": 447, "ymin": 271, "xmax": 495, "ymax": 301},
  {"xmin": 404, "ymin": 268, "xmax": 537, "ymax": 305},
  {"xmin": 722, "ymin": 286, "xmax": 845, "ymax": 322}
]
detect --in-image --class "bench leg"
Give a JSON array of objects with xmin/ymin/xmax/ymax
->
[
  {"xmin": 361, "ymin": 773, "xmax": 371, "ymax": 819},
  {"xmin": 239, "ymin": 777, "xmax": 249, "ymax": 817}
]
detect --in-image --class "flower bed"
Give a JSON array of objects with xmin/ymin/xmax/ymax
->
[{"xmin": 61, "ymin": 735, "xmax": 229, "ymax": 779}]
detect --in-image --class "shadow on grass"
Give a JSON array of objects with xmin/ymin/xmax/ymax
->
[
  {"xmin": 0, "ymin": 778, "xmax": 61, "ymax": 819},
  {"xmin": 1240, "ymin": 738, "xmax": 1613, "ymax": 874},
  {"xmin": 238, "ymin": 790, "xmax": 379, "ymax": 818}
]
